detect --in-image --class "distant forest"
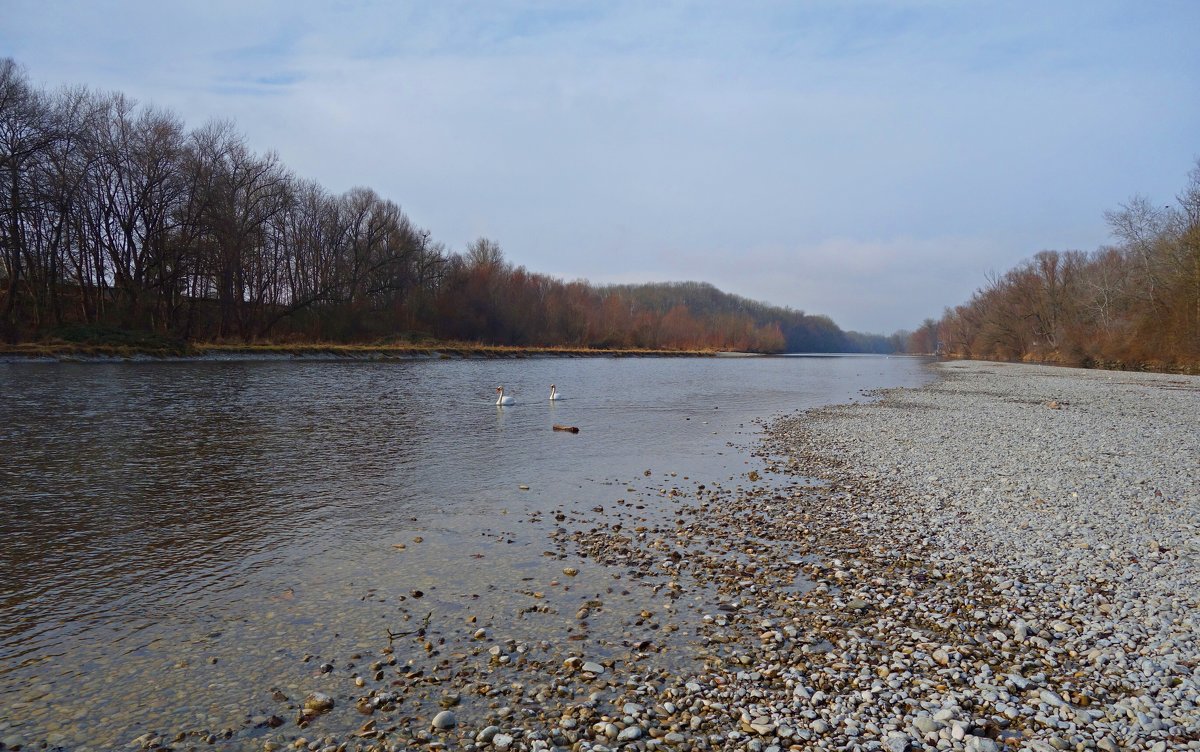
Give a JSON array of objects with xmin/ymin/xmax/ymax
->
[
  {"xmin": 911, "ymin": 160, "xmax": 1200, "ymax": 371},
  {"xmin": 0, "ymin": 60, "xmax": 899, "ymax": 354}
]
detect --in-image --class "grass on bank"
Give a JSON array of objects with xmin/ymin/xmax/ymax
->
[
  {"xmin": 192, "ymin": 341, "xmax": 716, "ymax": 358},
  {"xmin": 0, "ymin": 327, "xmax": 717, "ymax": 359},
  {"xmin": 2, "ymin": 324, "xmax": 192, "ymax": 357}
]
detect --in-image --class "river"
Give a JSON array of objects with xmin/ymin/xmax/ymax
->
[{"xmin": 0, "ymin": 354, "xmax": 932, "ymax": 749}]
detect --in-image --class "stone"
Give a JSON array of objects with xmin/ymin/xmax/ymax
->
[
  {"xmin": 1039, "ymin": 689, "xmax": 1066, "ymax": 708},
  {"xmin": 1006, "ymin": 673, "xmax": 1029, "ymax": 690},
  {"xmin": 617, "ymin": 726, "xmax": 643, "ymax": 741},
  {"xmin": 475, "ymin": 726, "xmax": 501, "ymax": 743},
  {"xmin": 431, "ymin": 710, "xmax": 456, "ymax": 730},
  {"xmin": 303, "ymin": 693, "xmax": 334, "ymax": 713},
  {"xmin": 964, "ymin": 736, "xmax": 999, "ymax": 752}
]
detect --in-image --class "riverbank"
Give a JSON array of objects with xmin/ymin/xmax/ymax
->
[
  {"xmin": 751, "ymin": 359, "xmax": 1200, "ymax": 751},
  {"xmin": 939, "ymin": 353, "xmax": 1200, "ymax": 376},
  {"xmin": 5, "ymin": 359, "xmax": 1197, "ymax": 752},
  {"xmin": 286, "ymin": 359, "xmax": 1194, "ymax": 752},
  {"xmin": 0, "ymin": 340, "xmax": 718, "ymax": 362},
  {"xmin": 322, "ymin": 358, "xmax": 1196, "ymax": 752}
]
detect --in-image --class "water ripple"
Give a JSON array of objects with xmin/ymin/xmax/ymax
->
[{"xmin": 0, "ymin": 356, "xmax": 932, "ymax": 739}]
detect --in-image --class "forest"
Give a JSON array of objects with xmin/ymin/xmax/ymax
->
[
  {"xmin": 913, "ymin": 161, "xmax": 1200, "ymax": 371},
  {"xmin": 0, "ymin": 60, "xmax": 896, "ymax": 355}
]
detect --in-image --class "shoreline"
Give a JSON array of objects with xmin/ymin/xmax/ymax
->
[
  {"xmin": 5, "ymin": 359, "xmax": 1197, "ymax": 751},
  {"xmin": 938, "ymin": 354, "xmax": 1200, "ymax": 377},
  {"xmin": 331, "ymin": 358, "xmax": 1195, "ymax": 752},
  {"xmin": 752, "ymin": 359, "xmax": 1199, "ymax": 751},
  {"xmin": 0, "ymin": 342, "xmax": 722, "ymax": 363}
]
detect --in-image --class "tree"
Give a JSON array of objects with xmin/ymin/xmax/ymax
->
[
  {"xmin": 2, "ymin": 59, "xmax": 897, "ymax": 355},
  {"xmin": 0, "ymin": 59, "xmax": 60, "ymax": 339},
  {"xmin": 907, "ymin": 318, "xmax": 939, "ymax": 354}
]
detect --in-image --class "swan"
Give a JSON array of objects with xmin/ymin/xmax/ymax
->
[
  {"xmin": 495, "ymin": 386, "xmax": 515, "ymax": 406},
  {"xmin": 549, "ymin": 384, "xmax": 562, "ymax": 401}
]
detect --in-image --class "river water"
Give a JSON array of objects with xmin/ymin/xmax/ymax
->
[{"xmin": 0, "ymin": 355, "xmax": 931, "ymax": 749}]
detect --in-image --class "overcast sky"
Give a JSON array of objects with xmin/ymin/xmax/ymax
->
[{"xmin": 4, "ymin": 1, "xmax": 1198, "ymax": 332}]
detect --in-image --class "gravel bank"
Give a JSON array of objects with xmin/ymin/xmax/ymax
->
[
  {"xmin": 785, "ymin": 360, "xmax": 1199, "ymax": 597},
  {"xmin": 257, "ymin": 359, "xmax": 1192, "ymax": 752},
  {"xmin": 758, "ymin": 359, "xmax": 1199, "ymax": 751},
  {"xmin": 11, "ymin": 359, "xmax": 1196, "ymax": 752}
]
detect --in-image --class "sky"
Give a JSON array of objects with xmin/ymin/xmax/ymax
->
[{"xmin": 4, "ymin": 1, "xmax": 1198, "ymax": 333}]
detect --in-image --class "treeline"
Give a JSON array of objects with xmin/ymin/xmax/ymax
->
[
  {"xmin": 422, "ymin": 248, "xmax": 798, "ymax": 352},
  {"xmin": 602, "ymin": 281, "xmax": 902, "ymax": 353},
  {"xmin": 913, "ymin": 160, "xmax": 1200, "ymax": 370},
  {"xmin": 0, "ymin": 58, "xmax": 450, "ymax": 344},
  {"xmin": 0, "ymin": 59, "xmax": 892, "ymax": 353}
]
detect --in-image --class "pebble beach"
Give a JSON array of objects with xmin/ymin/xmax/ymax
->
[
  {"xmin": 4, "ymin": 359, "xmax": 1198, "ymax": 752},
  {"xmin": 751, "ymin": 359, "xmax": 1200, "ymax": 752}
]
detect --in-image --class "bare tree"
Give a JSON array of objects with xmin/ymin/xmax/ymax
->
[{"xmin": 0, "ymin": 59, "xmax": 61, "ymax": 338}]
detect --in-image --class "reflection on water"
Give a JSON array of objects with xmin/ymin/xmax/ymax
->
[{"xmin": 0, "ymin": 355, "xmax": 930, "ymax": 746}]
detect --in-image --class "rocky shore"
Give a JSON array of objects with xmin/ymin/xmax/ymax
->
[
  {"xmin": 749, "ymin": 360, "xmax": 1200, "ymax": 752},
  {"xmin": 5, "ymin": 359, "xmax": 1197, "ymax": 752}
]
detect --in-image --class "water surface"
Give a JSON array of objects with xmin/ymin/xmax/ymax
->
[{"xmin": 0, "ymin": 355, "xmax": 931, "ymax": 748}]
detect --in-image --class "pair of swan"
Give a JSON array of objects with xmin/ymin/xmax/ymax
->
[{"xmin": 495, "ymin": 384, "xmax": 562, "ymax": 405}]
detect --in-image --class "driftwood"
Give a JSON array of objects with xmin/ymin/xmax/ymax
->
[
  {"xmin": 386, "ymin": 610, "xmax": 433, "ymax": 643},
  {"xmin": 553, "ymin": 424, "xmax": 580, "ymax": 433}
]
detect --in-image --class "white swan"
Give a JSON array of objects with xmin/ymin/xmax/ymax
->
[
  {"xmin": 549, "ymin": 384, "xmax": 562, "ymax": 401},
  {"xmin": 495, "ymin": 386, "xmax": 515, "ymax": 406}
]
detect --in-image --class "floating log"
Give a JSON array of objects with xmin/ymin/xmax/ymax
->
[{"xmin": 553, "ymin": 424, "xmax": 580, "ymax": 433}]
